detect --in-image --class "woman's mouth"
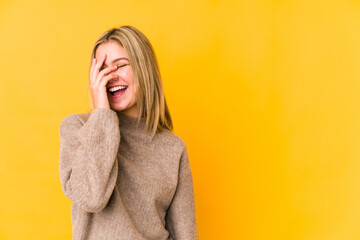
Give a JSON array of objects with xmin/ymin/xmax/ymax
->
[{"xmin": 107, "ymin": 85, "xmax": 128, "ymax": 98}]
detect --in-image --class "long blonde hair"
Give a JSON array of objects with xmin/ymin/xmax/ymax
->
[{"xmin": 87, "ymin": 25, "xmax": 173, "ymax": 141}]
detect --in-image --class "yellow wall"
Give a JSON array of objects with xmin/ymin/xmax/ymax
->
[{"xmin": 1, "ymin": 0, "xmax": 360, "ymax": 239}]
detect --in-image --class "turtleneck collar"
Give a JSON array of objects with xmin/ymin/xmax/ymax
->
[{"xmin": 115, "ymin": 111, "xmax": 147, "ymax": 129}]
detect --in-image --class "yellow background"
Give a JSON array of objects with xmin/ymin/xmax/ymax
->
[{"xmin": 1, "ymin": 0, "xmax": 360, "ymax": 239}]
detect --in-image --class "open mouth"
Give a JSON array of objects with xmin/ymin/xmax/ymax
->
[{"xmin": 107, "ymin": 85, "xmax": 128, "ymax": 96}]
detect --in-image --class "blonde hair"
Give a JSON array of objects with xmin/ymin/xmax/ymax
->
[{"xmin": 87, "ymin": 25, "xmax": 173, "ymax": 141}]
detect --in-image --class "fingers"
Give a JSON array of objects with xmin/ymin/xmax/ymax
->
[
  {"xmin": 101, "ymin": 73, "xmax": 119, "ymax": 85},
  {"xmin": 90, "ymin": 58, "xmax": 96, "ymax": 83},
  {"xmin": 90, "ymin": 53, "xmax": 106, "ymax": 84},
  {"xmin": 93, "ymin": 54, "xmax": 106, "ymax": 80},
  {"xmin": 90, "ymin": 53, "xmax": 117, "ymax": 86},
  {"xmin": 97, "ymin": 65, "xmax": 118, "ymax": 83}
]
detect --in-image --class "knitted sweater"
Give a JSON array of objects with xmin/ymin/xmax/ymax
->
[{"xmin": 59, "ymin": 108, "xmax": 198, "ymax": 240}]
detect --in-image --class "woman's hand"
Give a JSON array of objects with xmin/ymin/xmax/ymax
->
[{"xmin": 89, "ymin": 53, "xmax": 118, "ymax": 109}]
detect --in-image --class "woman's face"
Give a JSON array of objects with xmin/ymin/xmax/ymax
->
[{"xmin": 95, "ymin": 40, "xmax": 138, "ymax": 117}]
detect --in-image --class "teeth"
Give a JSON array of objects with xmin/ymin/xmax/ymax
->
[{"xmin": 109, "ymin": 86, "xmax": 127, "ymax": 92}]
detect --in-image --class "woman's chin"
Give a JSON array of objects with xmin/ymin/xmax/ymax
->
[{"xmin": 110, "ymin": 103, "xmax": 128, "ymax": 112}]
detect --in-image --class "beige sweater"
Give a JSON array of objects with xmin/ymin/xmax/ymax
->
[{"xmin": 59, "ymin": 108, "xmax": 198, "ymax": 240}]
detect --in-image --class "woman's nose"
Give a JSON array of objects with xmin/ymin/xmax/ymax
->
[{"xmin": 108, "ymin": 75, "xmax": 119, "ymax": 83}]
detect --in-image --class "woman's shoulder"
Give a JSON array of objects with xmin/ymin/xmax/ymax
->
[
  {"xmin": 62, "ymin": 108, "xmax": 121, "ymax": 127},
  {"xmin": 73, "ymin": 112, "xmax": 91, "ymax": 125},
  {"xmin": 60, "ymin": 111, "xmax": 91, "ymax": 129},
  {"xmin": 155, "ymin": 128, "xmax": 187, "ymax": 151}
]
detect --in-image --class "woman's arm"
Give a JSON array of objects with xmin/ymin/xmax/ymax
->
[
  {"xmin": 165, "ymin": 145, "xmax": 199, "ymax": 240},
  {"xmin": 59, "ymin": 108, "xmax": 120, "ymax": 213}
]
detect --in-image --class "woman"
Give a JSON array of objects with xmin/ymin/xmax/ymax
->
[{"xmin": 59, "ymin": 25, "xmax": 198, "ymax": 240}]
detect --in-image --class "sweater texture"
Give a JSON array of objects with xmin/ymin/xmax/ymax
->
[{"xmin": 59, "ymin": 108, "xmax": 198, "ymax": 240}]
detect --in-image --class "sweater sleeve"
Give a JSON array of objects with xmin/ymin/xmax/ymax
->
[
  {"xmin": 58, "ymin": 108, "xmax": 120, "ymax": 213},
  {"xmin": 165, "ymin": 145, "xmax": 199, "ymax": 240}
]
